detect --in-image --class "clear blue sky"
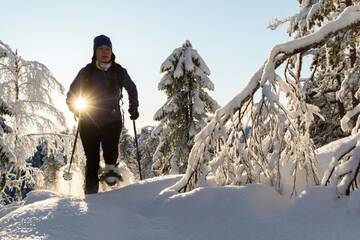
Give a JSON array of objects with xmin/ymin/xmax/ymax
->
[{"xmin": 1, "ymin": 0, "xmax": 298, "ymax": 130}]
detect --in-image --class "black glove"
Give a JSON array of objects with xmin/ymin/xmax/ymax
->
[{"xmin": 129, "ymin": 107, "xmax": 139, "ymax": 120}]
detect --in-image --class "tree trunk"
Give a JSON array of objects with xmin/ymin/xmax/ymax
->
[{"xmin": 13, "ymin": 51, "xmax": 21, "ymax": 201}]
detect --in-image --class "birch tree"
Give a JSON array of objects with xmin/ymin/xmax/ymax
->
[{"xmin": 0, "ymin": 41, "xmax": 68, "ymax": 202}]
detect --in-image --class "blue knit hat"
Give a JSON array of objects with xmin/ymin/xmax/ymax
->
[{"xmin": 93, "ymin": 35, "xmax": 112, "ymax": 51}]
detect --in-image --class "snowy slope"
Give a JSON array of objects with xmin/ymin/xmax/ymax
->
[{"xmin": 1, "ymin": 175, "xmax": 360, "ymax": 240}]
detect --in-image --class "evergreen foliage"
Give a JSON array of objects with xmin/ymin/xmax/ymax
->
[
  {"xmin": 0, "ymin": 97, "xmax": 15, "ymax": 203},
  {"xmin": 166, "ymin": 3, "xmax": 360, "ymax": 197},
  {"xmin": 138, "ymin": 126, "xmax": 158, "ymax": 179},
  {"xmin": 119, "ymin": 127, "xmax": 137, "ymax": 177},
  {"xmin": 153, "ymin": 40, "xmax": 219, "ymax": 175}
]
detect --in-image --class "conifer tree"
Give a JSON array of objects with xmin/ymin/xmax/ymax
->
[
  {"xmin": 153, "ymin": 40, "xmax": 219, "ymax": 174},
  {"xmin": 138, "ymin": 126, "xmax": 158, "ymax": 178},
  {"xmin": 282, "ymin": 0, "xmax": 360, "ymax": 147},
  {"xmin": 0, "ymin": 97, "xmax": 15, "ymax": 201},
  {"xmin": 165, "ymin": 4, "xmax": 360, "ymax": 196},
  {"xmin": 273, "ymin": 0, "xmax": 360, "ymax": 195},
  {"xmin": 119, "ymin": 128, "xmax": 137, "ymax": 177}
]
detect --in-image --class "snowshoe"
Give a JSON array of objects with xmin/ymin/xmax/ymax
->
[
  {"xmin": 100, "ymin": 164, "xmax": 122, "ymax": 186},
  {"xmin": 63, "ymin": 171, "xmax": 73, "ymax": 181}
]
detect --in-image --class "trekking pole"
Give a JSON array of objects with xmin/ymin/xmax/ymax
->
[
  {"xmin": 63, "ymin": 120, "xmax": 80, "ymax": 181},
  {"xmin": 132, "ymin": 120, "xmax": 143, "ymax": 180},
  {"xmin": 63, "ymin": 97, "xmax": 87, "ymax": 181}
]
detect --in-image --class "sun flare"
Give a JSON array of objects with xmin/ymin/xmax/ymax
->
[{"xmin": 75, "ymin": 98, "xmax": 87, "ymax": 111}]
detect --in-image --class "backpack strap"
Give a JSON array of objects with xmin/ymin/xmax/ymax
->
[
  {"xmin": 114, "ymin": 63, "xmax": 124, "ymax": 100},
  {"xmin": 80, "ymin": 63, "xmax": 93, "ymax": 92},
  {"xmin": 114, "ymin": 64, "xmax": 125, "ymax": 128}
]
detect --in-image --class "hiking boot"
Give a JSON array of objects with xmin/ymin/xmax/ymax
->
[{"xmin": 100, "ymin": 164, "xmax": 122, "ymax": 186}]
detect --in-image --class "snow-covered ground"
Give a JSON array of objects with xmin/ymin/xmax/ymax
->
[{"xmin": 1, "ymin": 175, "xmax": 360, "ymax": 240}]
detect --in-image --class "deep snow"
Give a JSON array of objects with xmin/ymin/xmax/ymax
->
[{"xmin": 1, "ymin": 175, "xmax": 360, "ymax": 240}]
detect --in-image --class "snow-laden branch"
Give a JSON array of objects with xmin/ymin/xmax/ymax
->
[
  {"xmin": 261, "ymin": 5, "xmax": 360, "ymax": 86},
  {"xmin": 317, "ymin": 131, "xmax": 360, "ymax": 195},
  {"xmin": 268, "ymin": 17, "xmax": 291, "ymax": 31},
  {"xmin": 164, "ymin": 5, "xmax": 360, "ymax": 194},
  {"xmin": 318, "ymin": 133, "xmax": 360, "ymax": 184},
  {"xmin": 163, "ymin": 67, "xmax": 264, "ymax": 193}
]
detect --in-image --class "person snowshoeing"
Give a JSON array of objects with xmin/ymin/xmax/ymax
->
[{"xmin": 66, "ymin": 34, "xmax": 139, "ymax": 194}]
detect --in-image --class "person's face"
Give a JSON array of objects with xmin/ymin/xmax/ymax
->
[{"xmin": 95, "ymin": 45, "xmax": 112, "ymax": 63}]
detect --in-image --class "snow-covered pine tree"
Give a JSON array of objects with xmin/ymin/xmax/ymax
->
[
  {"xmin": 153, "ymin": 40, "xmax": 219, "ymax": 175},
  {"xmin": 119, "ymin": 127, "xmax": 137, "ymax": 177},
  {"xmin": 26, "ymin": 138, "xmax": 47, "ymax": 169},
  {"xmin": 279, "ymin": 0, "xmax": 359, "ymax": 148},
  {"xmin": 164, "ymin": 4, "xmax": 360, "ymax": 196},
  {"xmin": 0, "ymin": 101, "xmax": 38, "ymax": 203},
  {"xmin": 42, "ymin": 144, "xmax": 67, "ymax": 189},
  {"xmin": 273, "ymin": 0, "xmax": 360, "ymax": 196},
  {"xmin": 25, "ymin": 137, "xmax": 67, "ymax": 190},
  {"xmin": 0, "ymin": 97, "xmax": 15, "ymax": 202},
  {"xmin": 138, "ymin": 126, "xmax": 158, "ymax": 179}
]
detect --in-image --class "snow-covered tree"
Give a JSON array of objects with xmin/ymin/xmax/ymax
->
[
  {"xmin": 0, "ymin": 40, "xmax": 68, "ymax": 202},
  {"xmin": 25, "ymin": 129, "xmax": 85, "ymax": 194},
  {"xmin": 138, "ymin": 126, "xmax": 158, "ymax": 179},
  {"xmin": 0, "ymin": 98, "xmax": 39, "ymax": 204},
  {"xmin": 153, "ymin": 40, "xmax": 219, "ymax": 175},
  {"xmin": 42, "ymin": 150, "xmax": 66, "ymax": 189},
  {"xmin": 276, "ymin": 0, "xmax": 360, "ymax": 196},
  {"xmin": 0, "ymin": 97, "xmax": 15, "ymax": 198},
  {"xmin": 0, "ymin": 40, "xmax": 66, "ymax": 160},
  {"xmin": 278, "ymin": 0, "xmax": 359, "ymax": 148},
  {"xmin": 119, "ymin": 128, "xmax": 137, "ymax": 177},
  {"xmin": 26, "ymin": 137, "xmax": 66, "ymax": 190},
  {"xmin": 164, "ymin": 5, "xmax": 360, "ymax": 196},
  {"xmin": 26, "ymin": 138, "xmax": 47, "ymax": 169}
]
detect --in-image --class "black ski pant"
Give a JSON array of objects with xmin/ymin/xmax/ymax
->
[{"xmin": 79, "ymin": 120, "xmax": 122, "ymax": 194}]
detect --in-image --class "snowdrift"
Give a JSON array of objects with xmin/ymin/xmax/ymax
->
[{"xmin": 1, "ymin": 175, "xmax": 360, "ymax": 240}]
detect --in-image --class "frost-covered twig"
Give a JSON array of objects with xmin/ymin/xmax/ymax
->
[
  {"xmin": 268, "ymin": 17, "xmax": 291, "ymax": 31},
  {"xmin": 164, "ymin": 5, "xmax": 360, "ymax": 194},
  {"xmin": 262, "ymin": 5, "xmax": 360, "ymax": 86}
]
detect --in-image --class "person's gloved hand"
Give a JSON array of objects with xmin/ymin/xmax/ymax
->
[{"xmin": 129, "ymin": 107, "xmax": 139, "ymax": 120}]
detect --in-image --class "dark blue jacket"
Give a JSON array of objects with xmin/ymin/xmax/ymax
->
[{"xmin": 66, "ymin": 62, "xmax": 138, "ymax": 126}]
